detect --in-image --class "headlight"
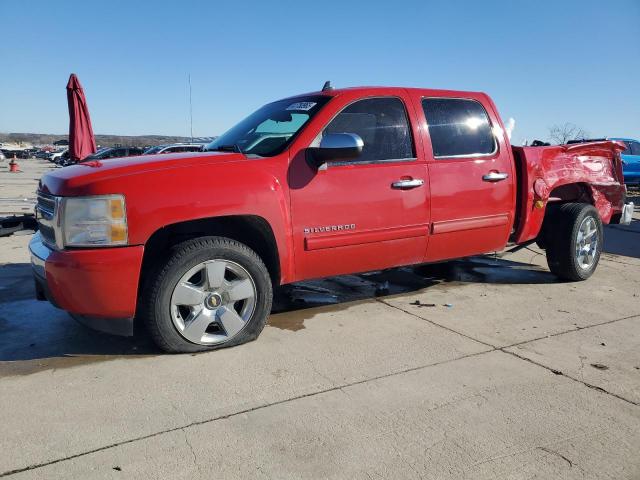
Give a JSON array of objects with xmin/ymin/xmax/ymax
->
[{"xmin": 62, "ymin": 195, "xmax": 128, "ymax": 247}]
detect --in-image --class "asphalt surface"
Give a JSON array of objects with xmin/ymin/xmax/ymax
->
[{"xmin": 0, "ymin": 159, "xmax": 639, "ymax": 479}]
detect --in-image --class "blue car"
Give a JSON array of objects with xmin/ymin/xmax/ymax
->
[{"xmin": 611, "ymin": 138, "xmax": 640, "ymax": 185}]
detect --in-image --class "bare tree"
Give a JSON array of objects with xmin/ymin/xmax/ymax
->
[{"xmin": 548, "ymin": 123, "xmax": 589, "ymax": 145}]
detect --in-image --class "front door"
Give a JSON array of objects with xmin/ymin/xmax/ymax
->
[
  {"xmin": 288, "ymin": 95, "xmax": 430, "ymax": 280},
  {"xmin": 410, "ymin": 94, "xmax": 516, "ymax": 262}
]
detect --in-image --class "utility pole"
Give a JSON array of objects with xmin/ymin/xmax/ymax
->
[{"xmin": 188, "ymin": 74, "xmax": 194, "ymax": 143}]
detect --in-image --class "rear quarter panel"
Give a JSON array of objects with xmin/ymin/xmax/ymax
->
[{"xmin": 513, "ymin": 141, "xmax": 626, "ymax": 243}]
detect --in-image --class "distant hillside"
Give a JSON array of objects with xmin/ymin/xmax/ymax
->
[{"xmin": 0, "ymin": 133, "xmax": 215, "ymax": 148}]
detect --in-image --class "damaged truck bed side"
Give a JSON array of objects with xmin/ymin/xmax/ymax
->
[{"xmin": 30, "ymin": 86, "xmax": 634, "ymax": 352}]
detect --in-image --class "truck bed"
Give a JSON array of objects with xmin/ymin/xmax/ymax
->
[{"xmin": 511, "ymin": 140, "xmax": 627, "ymax": 244}]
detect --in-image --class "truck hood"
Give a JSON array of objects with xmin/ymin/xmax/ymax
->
[{"xmin": 39, "ymin": 151, "xmax": 246, "ymax": 195}]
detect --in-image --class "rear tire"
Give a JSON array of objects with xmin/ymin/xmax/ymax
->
[
  {"xmin": 544, "ymin": 203, "xmax": 602, "ymax": 281},
  {"xmin": 142, "ymin": 236, "xmax": 273, "ymax": 353}
]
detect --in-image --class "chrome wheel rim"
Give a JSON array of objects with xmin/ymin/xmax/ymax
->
[
  {"xmin": 170, "ymin": 259, "xmax": 257, "ymax": 345},
  {"xmin": 576, "ymin": 216, "xmax": 598, "ymax": 270}
]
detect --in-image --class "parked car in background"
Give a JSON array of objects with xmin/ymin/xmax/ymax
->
[
  {"xmin": 143, "ymin": 143, "xmax": 204, "ymax": 155},
  {"xmin": 24, "ymin": 148, "xmax": 39, "ymax": 157},
  {"xmin": 58, "ymin": 150, "xmax": 72, "ymax": 166},
  {"xmin": 1, "ymin": 149, "xmax": 30, "ymax": 159},
  {"xmin": 0, "ymin": 150, "xmax": 5, "ymax": 162},
  {"xmin": 611, "ymin": 138, "xmax": 640, "ymax": 185},
  {"xmin": 82, "ymin": 146, "xmax": 144, "ymax": 161},
  {"xmin": 50, "ymin": 149, "xmax": 68, "ymax": 163}
]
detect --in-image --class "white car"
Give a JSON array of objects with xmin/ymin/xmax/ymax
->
[
  {"xmin": 143, "ymin": 143, "xmax": 204, "ymax": 155},
  {"xmin": 50, "ymin": 149, "xmax": 68, "ymax": 163}
]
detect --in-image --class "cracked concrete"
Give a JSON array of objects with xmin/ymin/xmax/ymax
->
[{"xmin": 1, "ymin": 165, "xmax": 639, "ymax": 478}]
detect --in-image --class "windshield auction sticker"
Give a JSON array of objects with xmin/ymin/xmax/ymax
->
[{"xmin": 286, "ymin": 102, "xmax": 317, "ymax": 111}]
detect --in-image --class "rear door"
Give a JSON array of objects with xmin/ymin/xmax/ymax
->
[
  {"xmin": 288, "ymin": 93, "xmax": 430, "ymax": 279},
  {"xmin": 409, "ymin": 94, "xmax": 516, "ymax": 262}
]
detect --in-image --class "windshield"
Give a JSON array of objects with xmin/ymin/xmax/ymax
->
[
  {"xmin": 143, "ymin": 145, "xmax": 165, "ymax": 155},
  {"xmin": 85, "ymin": 148, "xmax": 112, "ymax": 160},
  {"xmin": 205, "ymin": 95, "xmax": 331, "ymax": 157}
]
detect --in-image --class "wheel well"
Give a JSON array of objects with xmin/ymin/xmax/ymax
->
[
  {"xmin": 139, "ymin": 216, "xmax": 281, "ymax": 294},
  {"xmin": 547, "ymin": 183, "xmax": 592, "ymax": 204},
  {"xmin": 537, "ymin": 184, "xmax": 594, "ymax": 248}
]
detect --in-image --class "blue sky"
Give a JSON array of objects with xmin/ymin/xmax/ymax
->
[{"xmin": 1, "ymin": 0, "xmax": 638, "ymax": 145}]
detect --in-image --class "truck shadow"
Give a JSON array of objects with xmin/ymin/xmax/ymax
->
[
  {"xmin": 603, "ymin": 191, "xmax": 639, "ymax": 259},
  {"xmin": 0, "ymin": 254, "xmax": 559, "ymax": 371},
  {"xmin": 604, "ymin": 219, "xmax": 640, "ymax": 259},
  {"xmin": 271, "ymin": 255, "xmax": 556, "ymax": 317}
]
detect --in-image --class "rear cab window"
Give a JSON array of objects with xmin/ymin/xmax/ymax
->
[{"xmin": 422, "ymin": 98, "xmax": 496, "ymax": 158}]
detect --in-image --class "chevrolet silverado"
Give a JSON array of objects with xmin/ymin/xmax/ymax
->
[{"xmin": 30, "ymin": 85, "xmax": 634, "ymax": 352}]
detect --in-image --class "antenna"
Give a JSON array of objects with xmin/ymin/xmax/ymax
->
[
  {"xmin": 322, "ymin": 80, "xmax": 333, "ymax": 92},
  {"xmin": 188, "ymin": 74, "xmax": 194, "ymax": 143}
]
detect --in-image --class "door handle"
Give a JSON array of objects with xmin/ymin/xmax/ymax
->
[
  {"xmin": 482, "ymin": 172, "xmax": 509, "ymax": 182},
  {"xmin": 391, "ymin": 179, "xmax": 424, "ymax": 190}
]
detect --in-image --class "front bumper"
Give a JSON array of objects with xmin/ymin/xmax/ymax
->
[{"xmin": 29, "ymin": 232, "xmax": 144, "ymax": 336}]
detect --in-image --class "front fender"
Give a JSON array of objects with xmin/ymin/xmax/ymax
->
[{"xmin": 72, "ymin": 160, "xmax": 294, "ymax": 282}]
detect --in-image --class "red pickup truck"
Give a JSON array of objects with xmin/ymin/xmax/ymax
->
[{"xmin": 31, "ymin": 86, "xmax": 634, "ymax": 352}]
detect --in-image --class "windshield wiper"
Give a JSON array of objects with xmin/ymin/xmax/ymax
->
[{"xmin": 211, "ymin": 144, "xmax": 243, "ymax": 153}]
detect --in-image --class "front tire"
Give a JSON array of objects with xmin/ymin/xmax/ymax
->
[
  {"xmin": 142, "ymin": 236, "xmax": 273, "ymax": 353},
  {"xmin": 545, "ymin": 203, "xmax": 603, "ymax": 281}
]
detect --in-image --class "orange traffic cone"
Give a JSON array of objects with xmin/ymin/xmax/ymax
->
[{"xmin": 9, "ymin": 155, "xmax": 20, "ymax": 173}]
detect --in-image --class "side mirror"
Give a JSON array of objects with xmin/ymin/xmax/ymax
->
[{"xmin": 309, "ymin": 133, "xmax": 364, "ymax": 168}]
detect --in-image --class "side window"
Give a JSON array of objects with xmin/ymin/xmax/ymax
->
[
  {"xmin": 631, "ymin": 142, "xmax": 640, "ymax": 156},
  {"xmin": 422, "ymin": 98, "xmax": 496, "ymax": 158},
  {"xmin": 323, "ymin": 97, "xmax": 414, "ymax": 162}
]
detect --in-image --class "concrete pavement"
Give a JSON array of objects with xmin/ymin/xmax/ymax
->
[{"xmin": 0, "ymin": 160, "xmax": 639, "ymax": 478}]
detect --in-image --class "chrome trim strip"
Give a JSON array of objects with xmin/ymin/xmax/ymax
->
[
  {"xmin": 328, "ymin": 157, "xmax": 418, "ymax": 167},
  {"xmin": 29, "ymin": 232, "xmax": 51, "ymax": 278},
  {"xmin": 36, "ymin": 193, "xmax": 64, "ymax": 250}
]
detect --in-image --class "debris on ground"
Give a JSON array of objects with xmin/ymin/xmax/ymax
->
[
  {"xmin": 410, "ymin": 300, "xmax": 436, "ymax": 307},
  {"xmin": 374, "ymin": 280, "xmax": 390, "ymax": 296},
  {"xmin": 590, "ymin": 363, "xmax": 609, "ymax": 371},
  {"xmin": 0, "ymin": 215, "xmax": 37, "ymax": 237},
  {"xmin": 288, "ymin": 285, "xmax": 339, "ymax": 305}
]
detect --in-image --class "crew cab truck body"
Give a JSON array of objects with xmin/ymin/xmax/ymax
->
[{"xmin": 30, "ymin": 86, "xmax": 634, "ymax": 352}]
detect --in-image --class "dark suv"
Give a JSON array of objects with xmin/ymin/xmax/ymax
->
[{"xmin": 83, "ymin": 147, "xmax": 144, "ymax": 161}]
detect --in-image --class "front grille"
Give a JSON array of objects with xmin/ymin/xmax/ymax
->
[
  {"xmin": 36, "ymin": 192, "xmax": 55, "ymax": 216},
  {"xmin": 36, "ymin": 191, "xmax": 57, "ymax": 247}
]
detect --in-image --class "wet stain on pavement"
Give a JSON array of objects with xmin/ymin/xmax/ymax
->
[
  {"xmin": 0, "ymin": 254, "xmax": 559, "ymax": 374},
  {"xmin": 268, "ymin": 308, "xmax": 310, "ymax": 332},
  {"xmin": 0, "ymin": 263, "xmax": 34, "ymax": 303},
  {"xmin": 267, "ymin": 256, "xmax": 556, "ymax": 332},
  {"xmin": 0, "ymin": 354, "xmax": 155, "ymax": 378}
]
